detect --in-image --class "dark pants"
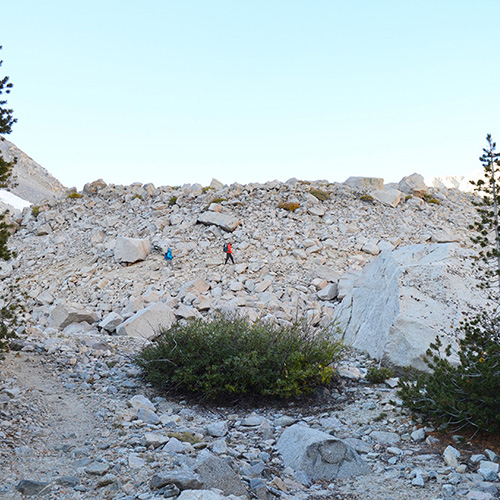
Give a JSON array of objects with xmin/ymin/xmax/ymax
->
[{"xmin": 225, "ymin": 252, "xmax": 234, "ymax": 264}]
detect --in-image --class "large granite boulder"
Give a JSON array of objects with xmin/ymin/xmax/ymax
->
[
  {"xmin": 335, "ymin": 243, "xmax": 483, "ymax": 371},
  {"xmin": 344, "ymin": 177, "xmax": 384, "ymax": 191},
  {"xmin": 114, "ymin": 237, "xmax": 151, "ymax": 263},
  {"xmin": 398, "ymin": 173, "xmax": 427, "ymax": 195},
  {"xmin": 197, "ymin": 212, "xmax": 241, "ymax": 232},
  {"xmin": 195, "ymin": 452, "xmax": 247, "ymax": 497},
  {"xmin": 116, "ymin": 302, "xmax": 176, "ymax": 339},
  {"xmin": 49, "ymin": 301, "xmax": 99, "ymax": 329},
  {"xmin": 370, "ymin": 188, "xmax": 403, "ymax": 208},
  {"xmin": 277, "ymin": 424, "xmax": 370, "ymax": 480}
]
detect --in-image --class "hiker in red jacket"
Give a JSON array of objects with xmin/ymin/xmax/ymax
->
[{"xmin": 224, "ymin": 242, "xmax": 234, "ymax": 264}]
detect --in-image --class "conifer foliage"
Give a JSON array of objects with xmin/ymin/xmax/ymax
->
[
  {"xmin": 399, "ymin": 135, "xmax": 500, "ymax": 434},
  {"xmin": 469, "ymin": 134, "xmax": 500, "ymax": 296},
  {"xmin": 0, "ymin": 46, "xmax": 21, "ymax": 349}
]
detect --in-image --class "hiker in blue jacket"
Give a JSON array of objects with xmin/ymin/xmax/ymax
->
[{"xmin": 164, "ymin": 248, "xmax": 173, "ymax": 268}]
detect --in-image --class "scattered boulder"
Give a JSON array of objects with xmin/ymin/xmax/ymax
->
[
  {"xmin": 114, "ymin": 236, "xmax": 151, "ymax": 263},
  {"xmin": 48, "ymin": 301, "xmax": 98, "ymax": 329},
  {"xmin": 195, "ymin": 452, "xmax": 247, "ymax": 497},
  {"xmin": 197, "ymin": 212, "xmax": 241, "ymax": 232},
  {"xmin": 277, "ymin": 424, "xmax": 370, "ymax": 480},
  {"xmin": 370, "ymin": 189, "xmax": 403, "ymax": 208},
  {"xmin": 344, "ymin": 177, "xmax": 384, "ymax": 191},
  {"xmin": 398, "ymin": 173, "xmax": 427, "ymax": 195},
  {"xmin": 16, "ymin": 480, "xmax": 51, "ymax": 496},
  {"xmin": 116, "ymin": 302, "xmax": 176, "ymax": 339}
]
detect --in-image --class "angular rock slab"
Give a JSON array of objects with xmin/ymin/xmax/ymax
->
[
  {"xmin": 49, "ymin": 301, "xmax": 98, "ymax": 329},
  {"xmin": 195, "ymin": 452, "xmax": 247, "ymax": 497},
  {"xmin": 114, "ymin": 236, "xmax": 151, "ymax": 263},
  {"xmin": 370, "ymin": 188, "xmax": 403, "ymax": 208},
  {"xmin": 344, "ymin": 176, "xmax": 384, "ymax": 191},
  {"xmin": 197, "ymin": 211, "xmax": 240, "ymax": 232},
  {"xmin": 335, "ymin": 243, "xmax": 483, "ymax": 371},
  {"xmin": 116, "ymin": 302, "xmax": 176, "ymax": 339},
  {"xmin": 277, "ymin": 424, "xmax": 370, "ymax": 480}
]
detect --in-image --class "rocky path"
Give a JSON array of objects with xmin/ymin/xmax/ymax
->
[
  {"xmin": 1, "ymin": 332, "xmax": 499, "ymax": 500},
  {"xmin": 0, "ymin": 351, "xmax": 110, "ymax": 499}
]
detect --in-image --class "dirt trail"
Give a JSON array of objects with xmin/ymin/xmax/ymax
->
[{"xmin": 0, "ymin": 352, "xmax": 108, "ymax": 499}]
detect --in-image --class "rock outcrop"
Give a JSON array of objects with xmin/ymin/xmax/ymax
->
[
  {"xmin": 0, "ymin": 138, "xmax": 67, "ymax": 204},
  {"xmin": 335, "ymin": 243, "xmax": 483, "ymax": 371}
]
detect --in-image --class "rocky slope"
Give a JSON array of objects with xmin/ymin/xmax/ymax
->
[{"xmin": 1, "ymin": 174, "xmax": 499, "ymax": 499}]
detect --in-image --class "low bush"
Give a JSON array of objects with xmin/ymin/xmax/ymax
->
[
  {"xmin": 67, "ymin": 192, "xmax": 83, "ymax": 199},
  {"xmin": 31, "ymin": 206, "xmax": 40, "ymax": 217},
  {"xmin": 398, "ymin": 312, "xmax": 500, "ymax": 434},
  {"xmin": 278, "ymin": 201, "xmax": 300, "ymax": 212},
  {"xmin": 366, "ymin": 366, "xmax": 394, "ymax": 383},
  {"xmin": 0, "ymin": 282, "xmax": 25, "ymax": 351},
  {"xmin": 310, "ymin": 189, "xmax": 329, "ymax": 202},
  {"xmin": 136, "ymin": 313, "xmax": 344, "ymax": 400},
  {"xmin": 168, "ymin": 196, "xmax": 177, "ymax": 206},
  {"xmin": 359, "ymin": 194, "xmax": 374, "ymax": 203}
]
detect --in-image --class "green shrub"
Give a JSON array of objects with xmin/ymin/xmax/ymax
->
[
  {"xmin": 31, "ymin": 206, "xmax": 40, "ymax": 217},
  {"xmin": 67, "ymin": 192, "xmax": 83, "ymax": 199},
  {"xmin": 359, "ymin": 194, "xmax": 374, "ymax": 203},
  {"xmin": 168, "ymin": 196, "xmax": 178, "ymax": 206},
  {"xmin": 418, "ymin": 192, "xmax": 441, "ymax": 205},
  {"xmin": 310, "ymin": 189, "xmax": 329, "ymax": 202},
  {"xmin": 366, "ymin": 366, "xmax": 394, "ymax": 383},
  {"xmin": 136, "ymin": 313, "xmax": 344, "ymax": 400},
  {"xmin": 0, "ymin": 282, "xmax": 25, "ymax": 351},
  {"xmin": 211, "ymin": 197, "xmax": 227, "ymax": 204},
  {"xmin": 399, "ymin": 312, "xmax": 500, "ymax": 433},
  {"xmin": 278, "ymin": 201, "xmax": 300, "ymax": 212}
]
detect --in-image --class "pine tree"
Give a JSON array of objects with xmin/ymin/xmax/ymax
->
[
  {"xmin": 0, "ymin": 45, "xmax": 17, "ymax": 260},
  {"xmin": 398, "ymin": 134, "xmax": 500, "ymax": 434},
  {"xmin": 469, "ymin": 134, "xmax": 500, "ymax": 297},
  {"xmin": 0, "ymin": 46, "xmax": 21, "ymax": 349}
]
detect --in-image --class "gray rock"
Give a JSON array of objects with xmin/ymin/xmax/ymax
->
[
  {"xmin": 485, "ymin": 449, "xmax": 499, "ymax": 462},
  {"xmin": 16, "ymin": 480, "xmax": 52, "ymax": 496},
  {"xmin": 128, "ymin": 394, "xmax": 155, "ymax": 411},
  {"xmin": 478, "ymin": 461, "xmax": 499, "ymax": 481},
  {"xmin": 206, "ymin": 421, "xmax": 228, "ymax": 437},
  {"xmin": 177, "ymin": 491, "xmax": 243, "ymax": 500},
  {"xmin": 114, "ymin": 236, "xmax": 151, "ymax": 263},
  {"xmin": 85, "ymin": 460, "xmax": 111, "ymax": 476},
  {"xmin": 369, "ymin": 431, "xmax": 401, "ymax": 445},
  {"xmin": 116, "ymin": 302, "xmax": 176, "ymax": 339},
  {"xmin": 335, "ymin": 243, "xmax": 481, "ymax": 371},
  {"xmin": 277, "ymin": 424, "xmax": 370, "ymax": 480},
  {"xmin": 344, "ymin": 177, "xmax": 384, "ymax": 191},
  {"xmin": 150, "ymin": 471, "xmax": 203, "ymax": 490},
  {"xmin": 49, "ymin": 301, "xmax": 98, "ymax": 329},
  {"xmin": 197, "ymin": 211, "xmax": 241, "ymax": 232},
  {"xmin": 137, "ymin": 408, "xmax": 160, "ymax": 425},
  {"xmin": 195, "ymin": 452, "xmax": 247, "ymax": 497},
  {"xmin": 370, "ymin": 189, "xmax": 403, "ymax": 208},
  {"xmin": 398, "ymin": 173, "xmax": 427, "ymax": 195},
  {"xmin": 443, "ymin": 445, "xmax": 461, "ymax": 468},
  {"xmin": 317, "ymin": 283, "xmax": 338, "ymax": 301},
  {"xmin": 411, "ymin": 428, "xmax": 426, "ymax": 443},
  {"xmin": 99, "ymin": 311, "xmax": 124, "ymax": 332}
]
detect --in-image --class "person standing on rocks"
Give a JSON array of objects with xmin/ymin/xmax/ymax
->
[
  {"xmin": 223, "ymin": 242, "xmax": 234, "ymax": 264},
  {"xmin": 164, "ymin": 247, "xmax": 173, "ymax": 268}
]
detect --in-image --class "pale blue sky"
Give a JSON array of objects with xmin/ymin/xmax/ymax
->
[{"xmin": 2, "ymin": 1, "xmax": 499, "ymax": 189}]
